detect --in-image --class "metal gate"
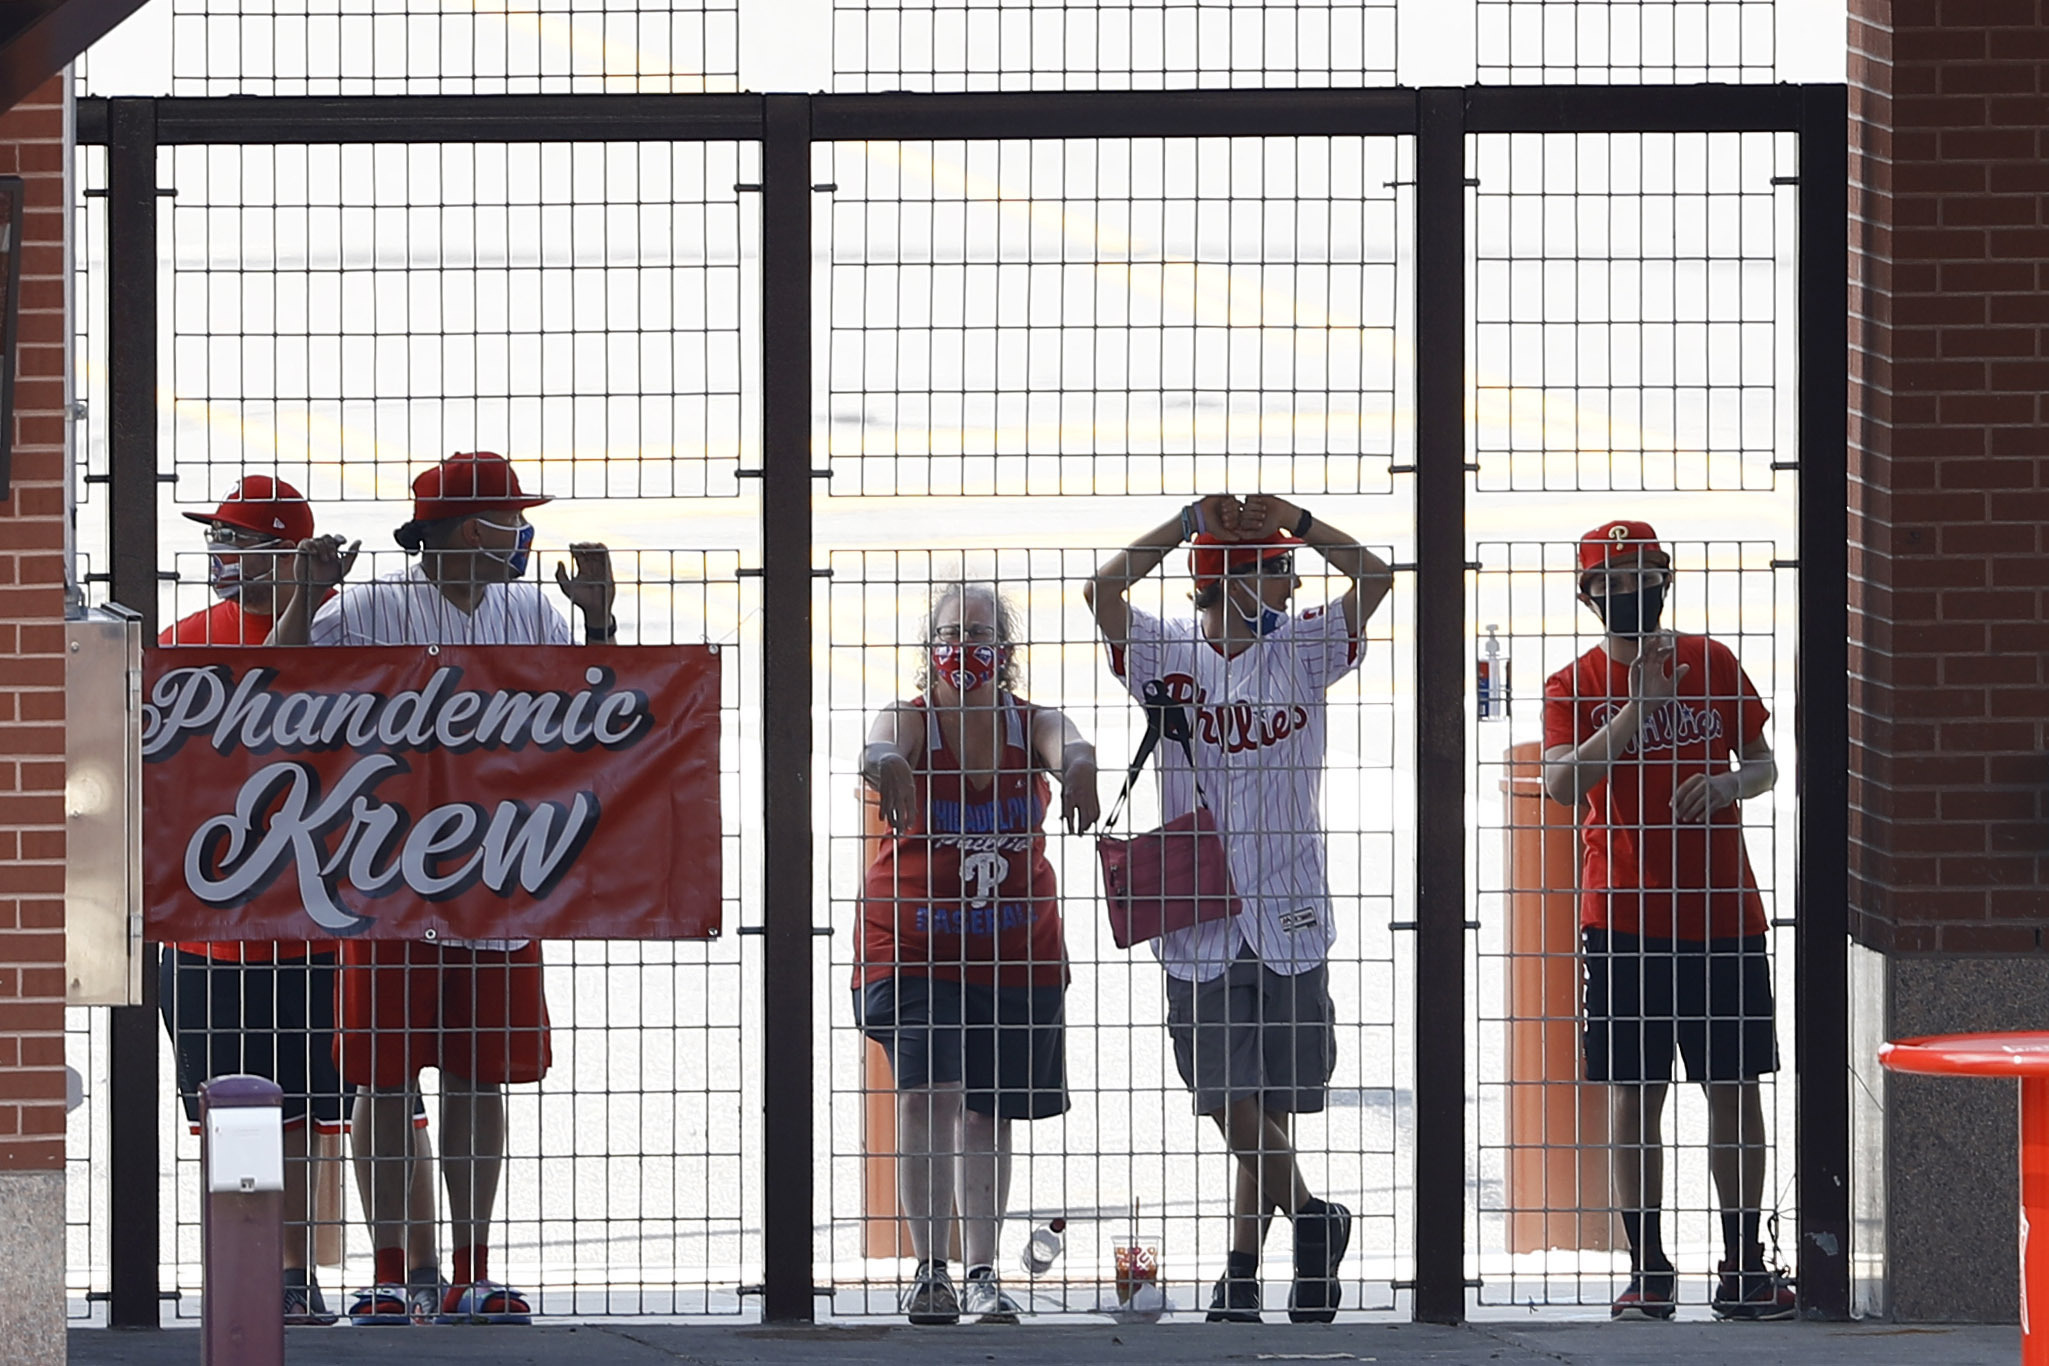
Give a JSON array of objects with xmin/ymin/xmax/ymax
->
[{"xmin": 66, "ymin": 80, "xmax": 1846, "ymax": 1327}]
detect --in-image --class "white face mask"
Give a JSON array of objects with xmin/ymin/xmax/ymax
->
[
  {"xmin": 206, "ymin": 538, "xmax": 283, "ymax": 601},
  {"xmin": 474, "ymin": 517, "xmax": 535, "ymax": 577},
  {"xmin": 1226, "ymin": 576, "xmax": 1288, "ymax": 637}
]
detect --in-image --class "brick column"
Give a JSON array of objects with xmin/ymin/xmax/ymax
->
[
  {"xmin": 0, "ymin": 72, "xmax": 71, "ymax": 1365},
  {"xmin": 1849, "ymin": 0, "xmax": 2049, "ymax": 1324}
]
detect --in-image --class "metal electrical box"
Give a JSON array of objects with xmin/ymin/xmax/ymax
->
[{"xmin": 66, "ymin": 604, "xmax": 142, "ymax": 1006}]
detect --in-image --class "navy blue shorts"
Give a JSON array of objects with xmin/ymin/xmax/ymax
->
[
  {"xmin": 1582, "ymin": 929, "xmax": 1779, "ymax": 1085},
  {"xmin": 856, "ymin": 975, "xmax": 1068, "ymax": 1120}
]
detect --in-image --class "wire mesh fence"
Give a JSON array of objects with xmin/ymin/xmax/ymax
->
[
  {"xmin": 1475, "ymin": 0, "xmax": 1778, "ymax": 86},
  {"xmin": 164, "ymin": 0, "xmax": 741, "ymax": 94},
  {"xmin": 830, "ymin": 0, "xmax": 1399, "ymax": 93},
  {"xmin": 818, "ymin": 135, "xmax": 1405, "ymax": 498},
  {"xmin": 61, "ymin": 66, "xmax": 1840, "ymax": 1326}
]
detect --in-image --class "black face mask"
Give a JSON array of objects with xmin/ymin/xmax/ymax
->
[{"xmin": 1594, "ymin": 584, "xmax": 1665, "ymax": 638}]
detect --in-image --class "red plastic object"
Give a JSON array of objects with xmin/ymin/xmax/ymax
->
[{"xmin": 1880, "ymin": 1032, "xmax": 2049, "ymax": 1364}]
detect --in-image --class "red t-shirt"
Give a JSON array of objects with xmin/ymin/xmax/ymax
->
[
  {"xmin": 1541, "ymin": 635, "xmax": 1770, "ymax": 940},
  {"xmin": 158, "ymin": 597, "xmax": 311, "ymax": 963},
  {"xmin": 858, "ymin": 695, "xmax": 1065, "ymax": 989}
]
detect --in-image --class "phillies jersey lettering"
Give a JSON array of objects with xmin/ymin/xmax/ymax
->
[
  {"xmin": 1589, "ymin": 699, "xmax": 1728, "ymax": 754},
  {"xmin": 1542, "ymin": 633, "xmax": 1770, "ymax": 941},
  {"xmin": 858, "ymin": 695, "xmax": 1066, "ymax": 989},
  {"xmin": 1108, "ymin": 604, "xmax": 1364, "ymax": 983}
]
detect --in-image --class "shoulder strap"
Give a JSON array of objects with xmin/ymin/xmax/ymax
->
[{"xmin": 1102, "ymin": 678, "xmax": 1206, "ymax": 831}]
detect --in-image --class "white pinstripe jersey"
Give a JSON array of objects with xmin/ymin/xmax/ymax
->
[{"xmin": 1109, "ymin": 604, "xmax": 1362, "ymax": 983}]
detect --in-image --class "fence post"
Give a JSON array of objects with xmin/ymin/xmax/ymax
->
[
  {"xmin": 1412, "ymin": 85, "xmax": 1469, "ymax": 1327},
  {"xmin": 758, "ymin": 90, "xmax": 819, "ymax": 1325},
  {"xmin": 1795, "ymin": 81, "xmax": 1851, "ymax": 1322},
  {"xmin": 199, "ymin": 1076, "xmax": 284, "ymax": 1365},
  {"xmin": 104, "ymin": 93, "xmax": 162, "ymax": 1331}
]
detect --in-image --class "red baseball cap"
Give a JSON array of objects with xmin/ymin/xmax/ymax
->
[
  {"xmin": 409, "ymin": 451, "xmax": 551, "ymax": 523},
  {"xmin": 1578, "ymin": 519, "xmax": 1671, "ymax": 579},
  {"xmin": 1190, "ymin": 531, "xmax": 1301, "ymax": 590},
  {"xmin": 181, "ymin": 475, "xmax": 315, "ymax": 544}
]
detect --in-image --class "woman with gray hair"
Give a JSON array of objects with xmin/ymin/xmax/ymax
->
[{"xmin": 856, "ymin": 581, "xmax": 1101, "ymax": 1325}]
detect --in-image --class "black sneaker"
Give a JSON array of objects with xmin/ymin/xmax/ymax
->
[
  {"xmin": 1611, "ymin": 1267, "xmax": 1677, "ymax": 1321},
  {"xmin": 901, "ymin": 1261, "xmax": 960, "ymax": 1326},
  {"xmin": 1711, "ymin": 1261, "xmax": 1796, "ymax": 1321},
  {"xmin": 1288, "ymin": 1198, "xmax": 1352, "ymax": 1323},
  {"xmin": 281, "ymin": 1268, "xmax": 339, "ymax": 1326},
  {"xmin": 1206, "ymin": 1271, "xmax": 1262, "ymax": 1323}
]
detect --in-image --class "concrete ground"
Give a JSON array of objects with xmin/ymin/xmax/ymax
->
[{"xmin": 68, "ymin": 1321, "xmax": 2017, "ymax": 1366}]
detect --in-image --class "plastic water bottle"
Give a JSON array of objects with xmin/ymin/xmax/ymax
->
[
  {"xmin": 1020, "ymin": 1218, "xmax": 1066, "ymax": 1276},
  {"xmin": 1478, "ymin": 623, "xmax": 1509, "ymax": 720}
]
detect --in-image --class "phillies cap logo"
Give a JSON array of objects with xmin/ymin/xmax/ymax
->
[{"xmin": 1608, "ymin": 524, "xmax": 1630, "ymax": 542}]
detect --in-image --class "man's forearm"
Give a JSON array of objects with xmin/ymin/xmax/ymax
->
[
  {"xmin": 1300, "ymin": 517, "xmax": 1393, "ymax": 593},
  {"xmin": 267, "ymin": 583, "xmax": 315, "ymax": 646},
  {"xmin": 1089, "ymin": 516, "xmax": 1182, "ymax": 599},
  {"xmin": 1732, "ymin": 755, "xmax": 1777, "ymax": 801},
  {"xmin": 1551, "ymin": 702, "xmax": 1649, "ymax": 803}
]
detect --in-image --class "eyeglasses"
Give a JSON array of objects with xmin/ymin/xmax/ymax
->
[
  {"xmin": 1227, "ymin": 552, "xmax": 1293, "ymax": 579},
  {"xmin": 206, "ymin": 526, "xmax": 285, "ymax": 551},
  {"xmin": 934, "ymin": 624, "xmax": 1000, "ymax": 644}
]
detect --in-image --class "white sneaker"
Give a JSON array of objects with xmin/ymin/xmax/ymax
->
[
  {"xmin": 901, "ymin": 1262, "xmax": 959, "ymax": 1325},
  {"xmin": 960, "ymin": 1268, "xmax": 1022, "ymax": 1324}
]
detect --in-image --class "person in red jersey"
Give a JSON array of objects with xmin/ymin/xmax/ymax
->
[
  {"xmin": 158, "ymin": 476, "xmax": 440, "ymax": 1323},
  {"xmin": 157, "ymin": 476, "xmax": 342, "ymax": 1324},
  {"xmin": 858, "ymin": 581, "xmax": 1100, "ymax": 1325},
  {"xmin": 1540, "ymin": 519, "xmax": 1794, "ymax": 1324}
]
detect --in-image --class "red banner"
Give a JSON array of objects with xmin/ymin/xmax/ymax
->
[{"xmin": 143, "ymin": 646, "xmax": 723, "ymax": 942}]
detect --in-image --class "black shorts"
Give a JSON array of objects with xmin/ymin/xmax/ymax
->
[
  {"xmin": 856, "ymin": 975, "xmax": 1069, "ymax": 1120},
  {"xmin": 1582, "ymin": 929, "xmax": 1779, "ymax": 1085},
  {"xmin": 159, "ymin": 949, "xmax": 348, "ymax": 1130}
]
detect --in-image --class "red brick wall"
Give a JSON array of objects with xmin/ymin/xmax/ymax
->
[
  {"xmin": 1849, "ymin": 0, "xmax": 2049, "ymax": 952},
  {"xmin": 0, "ymin": 73, "xmax": 69, "ymax": 1171}
]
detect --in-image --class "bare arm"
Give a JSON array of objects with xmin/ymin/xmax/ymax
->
[
  {"xmin": 862, "ymin": 702, "xmax": 925, "ymax": 834},
  {"xmin": 1234, "ymin": 494, "xmax": 1393, "ymax": 638},
  {"xmin": 1082, "ymin": 493, "xmax": 1239, "ymax": 649},
  {"xmin": 266, "ymin": 535, "xmax": 358, "ymax": 646},
  {"xmin": 1030, "ymin": 705, "xmax": 1100, "ymax": 834}
]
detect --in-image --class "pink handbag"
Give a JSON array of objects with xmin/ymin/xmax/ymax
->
[{"xmin": 1097, "ymin": 681, "xmax": 1242, "ymax": 950}]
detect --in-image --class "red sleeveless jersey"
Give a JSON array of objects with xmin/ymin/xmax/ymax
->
[{"xmin": 858, "ymin": 695, "xmax": 1065, "ymax": 988}]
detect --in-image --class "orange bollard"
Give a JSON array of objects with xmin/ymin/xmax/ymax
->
[
  {"xmin": 1502, "ymin": 741, "xmax": 1619, "ymax": 1253},
  {"xmin": 2024, "ymin": 1076, "xmax": 2049, "ymax": 1364},
  {"xmin": 857, "ymin": 787, "xmax": 961, "ymax": 1261}
]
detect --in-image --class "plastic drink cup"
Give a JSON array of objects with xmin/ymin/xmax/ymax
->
[{"xmin": 1112, "ymin": 1241, "xmax": 1160, "ymax": 1305}]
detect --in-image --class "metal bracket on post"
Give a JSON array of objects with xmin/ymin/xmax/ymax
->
[
  {"xmin": 104, "ymin": 94, "xmax": 162, "ymax": 1332},
  {"xmin": 199, "ymin": 1076, "xmax": 285, "ymax": 1366},
  {"xmin": 757, "ymin": 91, "xmax": 818, "ymax": 1327},
  {"xmin": 1411, "ymin": 86, "xmax": 1469, "ymax": 1328}
]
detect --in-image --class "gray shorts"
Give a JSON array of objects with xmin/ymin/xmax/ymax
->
[{"xmin": 1164, "ymin": 956, "xmax": 1336, "ymax": 1115}]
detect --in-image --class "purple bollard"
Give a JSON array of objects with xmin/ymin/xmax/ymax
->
[{"xmin": 199, "ymin": 1074, "xmax": 286, "ymax": 1366}]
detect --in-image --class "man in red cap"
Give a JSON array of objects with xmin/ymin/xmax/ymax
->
[
  {"xmin": 272, "ymin": 451, "xmax": 615, "ymax": 1326},
  {"xmin": 158, "ymin": 476, "xmax": 345, "ymax": 1323},
  {"xmin": 1085, "ymin": 493, "xmax": 1393, "ymax": 1324},
  {"xmin": 1540, "ymin": 519, "xmax": 1791, "ymax": 1322}
]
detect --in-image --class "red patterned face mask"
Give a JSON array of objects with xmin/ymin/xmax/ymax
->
[{"xmin": 930, "ymin": 642, "xmax": 1003, "ymax": 693}]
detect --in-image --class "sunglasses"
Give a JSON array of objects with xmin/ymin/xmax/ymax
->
[{"xmin": 1227, "ymin": 552, "xmax": 1293, "ymax": 579}]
